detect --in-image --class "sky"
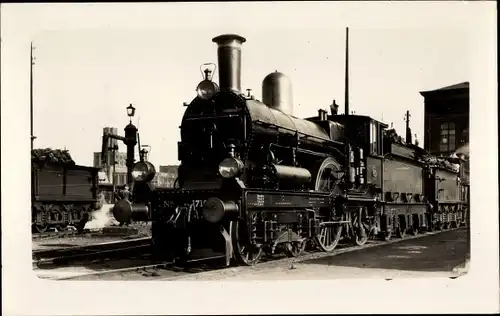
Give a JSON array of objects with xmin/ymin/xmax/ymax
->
[{"xmin": 30, "ymin": 26, "xmax": 471, "ymax": 167}]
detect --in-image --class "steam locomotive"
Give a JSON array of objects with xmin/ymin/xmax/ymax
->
[{"xmin": 121, "ymin": 34, "xmax": 469, "ymax": 266}]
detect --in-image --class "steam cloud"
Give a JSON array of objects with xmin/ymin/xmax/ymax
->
[
  {"xmin": 84, "ymin": 204, "xmax": 119, "ymax": 230},
  {"xmin": 84, "ymin": 194, "xmax": 118, "ymax": 230}
]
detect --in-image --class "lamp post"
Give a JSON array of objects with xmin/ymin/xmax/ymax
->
[
  {"xmin": 111, "ymin": 140, "xmax": 118, "ymax": 203},
  {"xmin": 124, "ymin": 104, "xmax": 138, "ymax": 186},
  {"xmin": 126, "ymin": 104, "xmax": 136, "ymax": 123}
]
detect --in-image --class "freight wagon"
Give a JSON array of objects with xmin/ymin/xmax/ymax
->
[{"xmin": 32, "ymin": 149, "xmax": 100, "ymax": 233}]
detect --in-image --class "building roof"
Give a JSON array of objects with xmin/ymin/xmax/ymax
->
[{"xmin": 420, "ymin": 82, "xmax": 469, "ymax": 96}]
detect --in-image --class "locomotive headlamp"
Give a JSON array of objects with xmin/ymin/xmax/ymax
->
[
  {"xmin": 196, "ymin": 80, "xmax": 219, "ymax": 100},
  {"xmin": 132, "ymin": 161, "xmax": 156, "ymax": 183},
  {"xmin": 218, "ymin": 157, "xmax": 244, "ymax": 178}
]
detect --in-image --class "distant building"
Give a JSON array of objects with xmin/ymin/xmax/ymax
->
[
  {"xmin": 159, "ymin": 165, "xmax": 179, "ymax": 174},
  {"xmin": 420, "ymin": 82, "xmax": 469, "ymax": 156},
  {"xmin": 93, "ymin": 151, "xmax": 128, "ymax": 185},
  {"xmin": 152, "ymin": 165, "xmax": 179, "ymax": 188}
]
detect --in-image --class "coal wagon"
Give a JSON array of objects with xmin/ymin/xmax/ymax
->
[{"xmin": 32, "ymin": 149, "xmax": 100, "ymax": 233}]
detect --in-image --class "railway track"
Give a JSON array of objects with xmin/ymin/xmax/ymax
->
[
  {"xmin": 31, "ymin": 227, "xmax": 111, "ymax": 240},
  {"xmin": 32, "ymin": 228, "xmax": 80, "ymax": 240},
  {"xmin": 33, "ymin": 225, "xmax": 466, "ymax": 281},
  {"xmin": 32, "ymin": 237, "xmax": 152, "ymax": 267}
]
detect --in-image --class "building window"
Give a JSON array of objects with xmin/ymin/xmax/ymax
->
[
  {"xmin": 460, "ymin": 127, "xmax": 469, "ymax": 144},
  {"xmin": 370, "ymin": 121, "xmax": 378, "ymax": 155},
  {"xmin": 439, "ymin": 122, "xmax": 456, "ymax": 153},
  {"xmin": 114, "ymin": 173, "xmax": 126, "ymax": 185}
]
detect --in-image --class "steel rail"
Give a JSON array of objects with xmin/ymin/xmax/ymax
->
[{"xmin": 32, "ymin": 237, "xmax": 151, "ymax": 261}]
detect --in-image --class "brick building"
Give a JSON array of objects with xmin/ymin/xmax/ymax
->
[
  {"xmin": 93, "ymin": 151, "xmax": 128, "ymax": 185},
  {"xmin": 420, "ymin": 82, "xmax": 469, "ymax": 156}
]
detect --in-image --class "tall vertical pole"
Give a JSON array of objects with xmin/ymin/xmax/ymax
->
[
  {"xmin": 30, "ymin": 42, "xmax": 36, "ymax": 151},
  {"xmin": 344, "ymin": 27, "xmax": 350, "ymax": 116},
  {"xmin": 111, "ymin": 146, "xmax": 116, "ymax": 203}
]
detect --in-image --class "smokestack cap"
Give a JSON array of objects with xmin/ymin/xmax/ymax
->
[{"xmin": 212, "ymin": 34, "xmax": 247, "ymax": 46}]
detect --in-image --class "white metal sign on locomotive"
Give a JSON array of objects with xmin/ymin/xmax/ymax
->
[{"xmin": 106, "ymin": 29, "xmax": 469, "ymax": 267}]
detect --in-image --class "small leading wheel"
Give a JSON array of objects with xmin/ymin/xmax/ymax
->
[
  {"xmin": 286, "ymin": 240, "xmax": 307, "ymax": 257},
  {"xmin": 231, "ymin": 219, "xmax": 263, "ymax": 266},
  {"xmin": 315, "ymin": 223, "xmax": 343, "ymax": 252}
]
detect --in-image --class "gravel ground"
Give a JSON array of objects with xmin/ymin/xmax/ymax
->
[
  {"xmin": 34, "ymin": 257, "xmax": 160, "ymax": 280},
  {"xmin": 164, "ymin": 228, "xmax": 470, "ymax": 281},
  {"xmin": 32, "ymin": 222, "xmax": 151, "ymax": 251}
]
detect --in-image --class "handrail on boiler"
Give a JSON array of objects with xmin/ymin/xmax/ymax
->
[{"xmin": 253, "ymin": 119, "xmax": 345, "ymax": 146}]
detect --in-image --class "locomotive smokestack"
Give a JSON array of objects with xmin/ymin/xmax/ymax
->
[{"xmin": 212, "ymin": 34, "xmax": 246, "ymax": 93}]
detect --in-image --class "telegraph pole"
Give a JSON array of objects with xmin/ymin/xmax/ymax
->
[
  {"xmin": 344, "ymin": 27, "xmax": 350, "ymax": 116},
  {"xmin": 30, "ymin": 42, "xmax": 36, "ymax": 151}
]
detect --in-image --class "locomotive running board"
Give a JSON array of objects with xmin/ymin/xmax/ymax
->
[{"xmin": 321, "ymin": 221, "xmax": 350, "ymax": 226}]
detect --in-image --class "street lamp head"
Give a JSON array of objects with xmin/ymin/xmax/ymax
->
[{"xmin": 126, "ymin": 104, "xmax": 136, "ymax": 118}]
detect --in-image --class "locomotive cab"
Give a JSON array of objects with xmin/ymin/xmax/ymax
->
[{"xmin": 326, "ymin": 114, "xmax": 388, "ymax": 158}]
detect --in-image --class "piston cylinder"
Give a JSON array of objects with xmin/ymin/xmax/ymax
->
[
  {"xmin": 112, "ymin": 199, "xmax": 150, "ymax": 224},
  {"xmin": 202, "ymin": 197, "xmax": 239, "ymax": 223},
  {"xmin": 212, "ymin": 34, "xmax": 246, "ymax": 93}
]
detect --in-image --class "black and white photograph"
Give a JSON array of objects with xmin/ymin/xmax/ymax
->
[{"xmin": 2, "ymin": 2, "xmax": 498, "ymax": 315}]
